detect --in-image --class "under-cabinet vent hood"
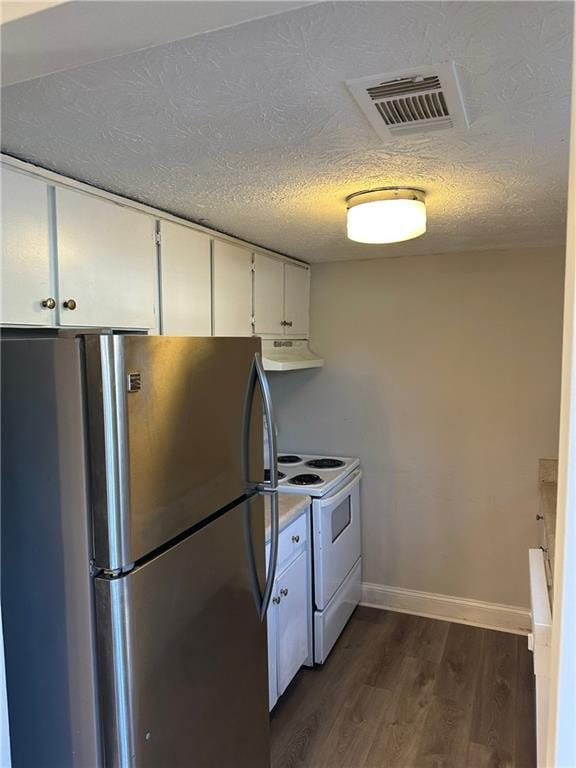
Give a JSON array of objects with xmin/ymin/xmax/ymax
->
[{"xmin": 261, "ymin": 339, "xmax": 324, "ymax": 371}]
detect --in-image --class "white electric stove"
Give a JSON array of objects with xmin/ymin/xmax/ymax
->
[{"xmin": 275, "ymin": 453, "xmax": 362, "ymax": 664}]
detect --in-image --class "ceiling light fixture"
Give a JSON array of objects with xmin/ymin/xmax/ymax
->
[{"xmin": 346, "ymin": 187, "xmax": 426, "ymax": 244}]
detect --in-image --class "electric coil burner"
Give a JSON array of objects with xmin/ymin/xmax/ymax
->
[
  {"xmin": 278, "ymin": 455, "xmax": 303, "ymax": 464},
  {"xmin": 289, "ymin": 473, "xmax": 323, "ymax": 486},
  {"xmin": 305, "ymin": 458, "xmax": 345, "ymax": 469},
  {"xmin": 264, "ymin": 469, "xmax": 286, "ymax": 482}
]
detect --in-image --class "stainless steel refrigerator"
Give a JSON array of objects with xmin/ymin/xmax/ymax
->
[{"xmin": 1, "ymin": 333, "xmax": 280, "ymax": 768}]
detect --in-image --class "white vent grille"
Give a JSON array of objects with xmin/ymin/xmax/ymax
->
[{"xmin": 346, "ymin": 63, "xmax": 468, "ymax": 139}]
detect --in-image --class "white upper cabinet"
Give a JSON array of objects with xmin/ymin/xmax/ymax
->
[
  {"xmin": 159, "ymin": 221, "xmax": 212, "ymax": 336},
  {"xmin": 212, "ymin": 240, "xmax": 253, "ymax": 336},
  {"xmin": 1, "ymin": 168, "xmax": 54, "ymax": 326},
  {"xmin": 284, "ymin": 262, "xmax": 310, "ymax": 338},
  {"xmin": 55, "ymin": 187, "xmax": 157, "ymax": 329},
  {"xmin": 253, "ymin": 253, "xmax": 284, "ymax": 337},
  {"xmin": 253, "ymin": 255, "xmax": 311, "ymax": 338}
]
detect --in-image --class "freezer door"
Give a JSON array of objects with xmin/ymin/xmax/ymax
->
[
  {"xmin": 94, "ymin": 496, "xmax": 269, "ymax": 768},
  {"xmin": 85, "ymin": 334, "xmax": 264, "ymax": 570}
]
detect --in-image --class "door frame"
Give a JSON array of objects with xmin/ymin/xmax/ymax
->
[{"xmin": 547, "ymin": 10, "xmax": 576, "ymax": 766}]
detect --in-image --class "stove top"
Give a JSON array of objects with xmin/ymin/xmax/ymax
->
[
  {"xmin": 276, "ymin": 453, "xmax": 360, "ymax": 498},
  {"xmin": 289, "ymin": 473, "xmax": 323, "ymax": 486}
]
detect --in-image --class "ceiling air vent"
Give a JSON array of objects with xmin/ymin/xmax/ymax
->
[{"xmin": 346, "ymin": 62, "xmax": 469, "ymax": 139}]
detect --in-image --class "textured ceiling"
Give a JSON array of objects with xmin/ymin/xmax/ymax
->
[
  {"xmin": 1, "ymin": 1, "xmax": 573, "ymax": 263},
  {"xmin": 1, "ymin": 1, "xmax": 310, "ymax": 85}
]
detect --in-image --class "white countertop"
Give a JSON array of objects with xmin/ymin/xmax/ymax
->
[{"xmin": 264, "ymin": 493, "xmax": 310, "ymax": 543}]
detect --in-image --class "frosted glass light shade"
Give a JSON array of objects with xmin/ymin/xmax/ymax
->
[{"xmin": 346, "ymin": 188, "xmax": 426, "ymax": 244}]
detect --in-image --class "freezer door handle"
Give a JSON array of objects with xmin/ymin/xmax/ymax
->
[
  {"xmin": 243, "ymin": 491, "xmax": 279, "ymax": 622},
  {"xmin": 242, "ymin": 352, "xmax": 278, "ymax": 490}
]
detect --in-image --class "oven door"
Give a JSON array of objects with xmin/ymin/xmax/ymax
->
[{"xmin": 313, "ymin": 470, "xmax": 362, "ymax": 610}]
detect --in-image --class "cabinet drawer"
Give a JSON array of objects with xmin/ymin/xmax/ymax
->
[
  {"xmin": 267, "ymin": 511, "xmax": 308, "ymax": 576},
  {"xmin": 277, "ymin": 513, "xmax": 308, "ymax": 573}
]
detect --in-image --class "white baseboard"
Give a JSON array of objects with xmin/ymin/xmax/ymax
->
[{"xmin": 361, "ymin": 582, "xmax": 531, "ymax": 635}]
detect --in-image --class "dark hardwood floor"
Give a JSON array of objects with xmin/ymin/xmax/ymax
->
[{"xmin": 270, "ymin": 608, "xmax": 536, "ymax": 768}]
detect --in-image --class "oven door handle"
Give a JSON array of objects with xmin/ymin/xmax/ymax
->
[{"xmin": 318, "ymin": 470, "xmax": 362, "ymax": 508}]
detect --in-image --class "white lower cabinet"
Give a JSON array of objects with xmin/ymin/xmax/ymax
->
[
  {"xmin": 275, "ymin": 551, "xmax": 309, "ymax": 695},
  {"xmin": 267, "ymin": 511, "xmax": 313, "ymax": 711}
]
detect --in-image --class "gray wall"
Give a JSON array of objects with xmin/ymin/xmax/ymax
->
[{"xmin": 269, "ymin": 246, "xmax": 564, "ymax": 608}]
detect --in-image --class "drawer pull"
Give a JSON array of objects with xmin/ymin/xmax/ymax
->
[{"xmin": 292, "ymin": 535, "xmax": 300, "ymax": 544}]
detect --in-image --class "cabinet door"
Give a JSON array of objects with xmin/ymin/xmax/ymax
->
[
  {"xmin": 1, "ymin": 168, "xmax": 54, "ymax": 326},
  {"xmin": 253, "ymin": 253, "xmax": 284, "ymax": 337},
  {"xmin": 56, "ymin": 187, "xmax": 157, "ymax": 329},
  {"xmin": 276, "ymin": 551, "xmax": 309, "ymax": 696},
  {"xmin": 159, "ymin": 221, "xmax": 211, "ymax": 335},
  {"xmin": 212, "ymin": 241, "xmax": 253, "ymax": 336},
  {"xmin": 283, "ymin": 263, "xmax": 310, "ymax": 338}
]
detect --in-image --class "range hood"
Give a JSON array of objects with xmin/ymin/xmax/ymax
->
[{"xmin": 261, "ymin": 339, "xmax": 324, "ymax": 371}]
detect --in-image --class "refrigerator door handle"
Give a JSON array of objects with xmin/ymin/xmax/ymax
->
[
  {"xmin": 260, "ymin": 490, "xmax": 279, "ymax": 621},
  {"xmin": 242, "ymin": 492, "xmax": 280, "ymax": 622},
  {"xmin": 243, "ymin": 496, "xmax": 263, "ymax": 617},
  {"xmin": 242, "ymin": 352, "xmax": 278, "ymax": 491},
  {"xmin": 241, "ymin": 351, "xmax": 280, "ymax": 620}
]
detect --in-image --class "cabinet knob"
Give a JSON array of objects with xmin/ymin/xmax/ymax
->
[
  {"xmin": 292, "ymin": 535, "xmax": 300, "ymax": 544},
  {"xmin": 272, "ymin": 596, "xmax": 281, "ymax": 605},
  {"xmin": 63, "ymin": 299, "xmax": 77, "ymax": 310},
  {"xmin": 536, "ymin": 514, "xmax": 544, "ymax": 521},
  {"xmin": 41, "ymin": 298, "xmax": 56, "ymax": 309},
  {"xmin": 280, "ymin": 588, "xmax": 288, "ymax": 597},
  {"xmin": 280, "ymin": 320, "xmax": 293, "ymax": 327}
]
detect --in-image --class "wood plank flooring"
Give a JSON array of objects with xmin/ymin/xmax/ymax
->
[{"xmin": 270, "ymin": 608, "xmax": 536, "ymax": 768}]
